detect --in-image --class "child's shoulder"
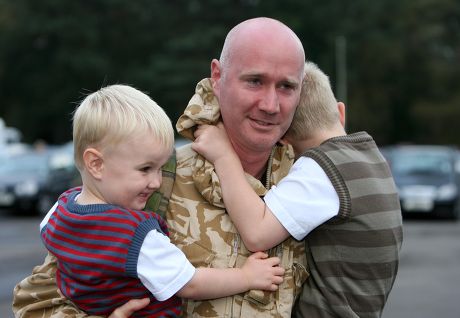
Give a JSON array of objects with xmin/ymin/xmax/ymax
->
[
  {"xmin": 57, "ymin": 186, "xmax": 81, "ymax": 204},
  {"xmin": 122, "ymin": 208, "xmax": 169, "ymax": 236}
]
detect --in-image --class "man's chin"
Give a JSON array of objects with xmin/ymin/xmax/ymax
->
[
  {"xmin": 248, "ymin": 135, "xmax": 280, "ymax": 151},
  {"xmin": 232, "ymin": 126, "xmax": 280, "ymax": 152}
]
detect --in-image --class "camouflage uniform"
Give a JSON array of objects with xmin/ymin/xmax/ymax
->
[
  {"xmin": 12, "ymin": 78, "xmax": 308, "ymax": 318},
  {"xmin": 170, "ymin": 79, "xmax": 308, "ymax": 317}
]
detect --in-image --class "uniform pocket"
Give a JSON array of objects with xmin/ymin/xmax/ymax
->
[
  {"xmin": 169, "ymin": 230, "xmax": 216, "ymax": 268},
  {"xmin": 245, "ymin": 289, "xmax": 274, "ymax": 306}
]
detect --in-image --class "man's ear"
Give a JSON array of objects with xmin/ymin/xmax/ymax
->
[
  {"xmin": 210, "ymin": 59, "xmax": 222, "ymax": 94},
  {"xmin": 337, "ymin": 102, "xmax": 346, "ymax": 128},
  {"xmin": 83, "ymin": 148, "xmax": 104, "ymax": 180}
]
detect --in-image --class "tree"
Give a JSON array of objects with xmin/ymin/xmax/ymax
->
[{"xmin": 0, "ymin": 0, "xmax": 459, "ymax": 147}]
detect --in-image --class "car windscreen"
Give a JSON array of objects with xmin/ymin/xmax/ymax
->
[
  {"xmin": 0, "ymin": 153, "xmax": 49, "ymax": 176},
  {"xmin": 391, "ymin": 151, "xmax": 453, "ymax": 178}
]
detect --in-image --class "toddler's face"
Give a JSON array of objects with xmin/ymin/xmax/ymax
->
[{"xmin": 98, "ymin": 132, "xmax": 172, "ymax": 211}]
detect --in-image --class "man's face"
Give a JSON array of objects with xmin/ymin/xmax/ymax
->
[{"xmin": 212, "ymin": 41, "xmax": 303, "ymax": 154}]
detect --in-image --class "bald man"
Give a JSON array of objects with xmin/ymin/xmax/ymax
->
[{"xmin": 13, "ymin": 17, "xmax": 308, "ymax": 318}]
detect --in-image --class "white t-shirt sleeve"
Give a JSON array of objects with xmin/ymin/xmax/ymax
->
[
  {"xmin": 264, "ymin": 156, "xmax": 340, "ymax": 241},
  {"xmin": 137, "ymin": 230, "xmax": 196, "ymax": 301},
  {"xmin": 39, "ymin": 201, "xmax": 58, "ymax": 231}
]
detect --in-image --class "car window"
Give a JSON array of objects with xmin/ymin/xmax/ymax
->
[
  {"xmin": 455, "ymin": 151, "xmax": 460, "ymax": 174},
  {"xmin": 391, "ymin": 151, "xmax": 452, "ymax": 177},
  {"xmin": 0, "ymin": 153, "xmax": 49, "ymax": 176},
  {"xmin": 49, "ymin": 152, "xmax": 74, "ymax": 171}
]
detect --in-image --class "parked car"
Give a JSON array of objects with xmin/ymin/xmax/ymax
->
[
  {"xmin": 37, "ymin": 143, "xmax": 81, "ymax": 215},
  {"xmin": 382, "ymin": 145, "xmax": 460, "ymax": 219},
  {"xmin": 0, "ymin": 143, "xmax": 79, "ymax": 215}
]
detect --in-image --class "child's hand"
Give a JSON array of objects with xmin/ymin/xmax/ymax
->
[
  {"xmin": 192, "ymin": 122, "xmax": 237, "ymax": 165},
  {"xmin": 241, "ymin": 251, "xmax": 285, "ymax": 291}
]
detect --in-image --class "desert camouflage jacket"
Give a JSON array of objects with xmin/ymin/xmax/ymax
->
[
  {"xmin": 170, "ymin": 78, "xmax": 308, "ymax": 317},
  {"xmin": 12, "ymin": 78, "xmax": 308, "ymax": 318}
]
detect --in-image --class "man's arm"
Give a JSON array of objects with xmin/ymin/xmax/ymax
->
[
  {"xmin": 192, "ymin": 123, "xmax": 290, "ymax": 252},
  {"xmin": 13, "ymin": 252, "xmax": 101, "ymax": 318},
  {"xmin": 13, "ymin": 254, "xmax": 136, "ymax": 318}
]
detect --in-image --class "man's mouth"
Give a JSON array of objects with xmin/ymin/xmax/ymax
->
[
  {"xmin": 251, "ymin": 118, "xmax": 276, "ymax": 127},
  {"xmin": 254, "ymin": 120, "xmax": 270, "ymax": 126}
]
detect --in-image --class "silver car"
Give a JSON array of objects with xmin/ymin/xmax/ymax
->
[{"xmin": 382, "ymin": 145, "xmax": 460, "ymax": 220}]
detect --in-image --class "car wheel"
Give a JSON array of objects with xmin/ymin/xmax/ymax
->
[
  {"xmin": 442, "ymin": 205, "xmax": 459, "ymax": 220},
  {"xmin": 451, "ymin": 205, "xmax": 460, "ymax": 221}
]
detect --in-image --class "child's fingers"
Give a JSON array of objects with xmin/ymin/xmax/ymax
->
[
  {"xmin": 273, "ymin": 265, "xmax": 285, "ymax": 276},
  {"xmin": 272, "ymin": 274, "xmax": 284, "ymax": 285},
  {"xmin": 266, "ymin": 256, "xmax": 281, "ymax": 266},
  {"xmin": 269, "ymin": 284, "xmax": 280, "ymax": 291},
  {"xmin": 193, "ymin": 124, "xmax": 210, "ymax": 137},
  {"xmin": 193, "ymin": 126, "xmax": 203, "ymax": 138},
  {"xmin": 250, "ymin": 251, "xmax": 269, "ymax": 260}
]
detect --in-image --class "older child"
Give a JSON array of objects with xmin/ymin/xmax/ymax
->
[
  {"xmin": 40, "ymin": 84, "xmax": 284, "ymax": 317},
  {"xmin": 192, "ymin": 62, "xmax": 403, "ymax": 317}
]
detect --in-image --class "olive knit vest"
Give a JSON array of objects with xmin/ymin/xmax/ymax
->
[{"xmin": 292, "ymin": 132, "xmax": 403, "ymax": 318}]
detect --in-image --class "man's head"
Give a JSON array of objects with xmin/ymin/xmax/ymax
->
[
  {"xmin": 73, "ymin": 84, "xmax": 174, "ymax": 171},
  {"xmin": 210, "ymin": 17, "xmax": 305, "ymax": 156},
  {"xmin": 285, "ymin": 61, "xmax": 345, "ymax": 141}
]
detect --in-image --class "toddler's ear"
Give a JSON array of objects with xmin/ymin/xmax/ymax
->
[
  {"xmin": 337, "ymin": 102, "xmax": 346, "ymax": 128},
  {"xmin": 279, "ymin": 135, "xmax": 293, "ymax": 146},
  {"xmin": 83, "ymin": 148, "xmax": 104, "ymax": 180},
  {"xmin": 279, "ymin": 138, "xmax": 288, "ymax": 146}
]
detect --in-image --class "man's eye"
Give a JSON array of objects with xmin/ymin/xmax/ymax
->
[
  {"xmin": 247, "ymin": 78, "xmax": 262, "ymax": 86},
  {"xmin": 280, "ymin": 83, "xmax": 296, "ymax": 91},
  {"xmin": 140, "ymin": 167, "xmax": 151, "ymax": 173}
]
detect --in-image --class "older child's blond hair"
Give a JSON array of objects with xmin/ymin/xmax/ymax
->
[
  {"xmin": 286, "ymin": 61, "xmax": 339, "ymax": 140},
  {"xmin": 73, "ymin": 84, "xmax": 174, "ymax": 170}
]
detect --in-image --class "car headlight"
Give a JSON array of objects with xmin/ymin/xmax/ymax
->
[
  {"xmin": 14, "ymin": 180, "xmax": 39, "ymax": 196},
  {"xmin": 437, "ymin": 183, "xmax": 458, "ymax": 201}
]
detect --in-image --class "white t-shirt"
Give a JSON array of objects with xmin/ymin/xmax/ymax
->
[
  {"xmin": 40, "ymin": 202, "xmax": 195, "ymax": 301},
  {"xmin": 137, "ymin": 230, "xmax": 195, "ymax": 300},
  {"xmin": 264, "ymin": 156, "xmax": 340, "ymax": 241}
]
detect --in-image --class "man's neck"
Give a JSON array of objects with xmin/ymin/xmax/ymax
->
[{"xmin": 233, "ymin": 147, "xmax": 271, "ymax": 180}]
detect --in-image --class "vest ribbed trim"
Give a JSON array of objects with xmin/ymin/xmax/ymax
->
[
  {"xmin": 302, "ymin": 148, "xmax": 352, "ymax": 222},
  {"xmin": 126, "ymin": 218, "xmax": 165, "ymax": 277}
]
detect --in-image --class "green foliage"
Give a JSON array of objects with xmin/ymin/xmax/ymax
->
[{"xmin": 0, "ymin": 0, "xmax": 459, "ymax": 146}]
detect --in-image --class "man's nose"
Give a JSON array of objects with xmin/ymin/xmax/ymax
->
[{"xmin": 258, "ymin": 86, "xmax": 280, "ymax": 114}]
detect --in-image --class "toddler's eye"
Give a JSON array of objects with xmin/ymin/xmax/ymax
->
[{"xmin": 140, "ymin": 166, "xmax": 151, "ymax": 173}]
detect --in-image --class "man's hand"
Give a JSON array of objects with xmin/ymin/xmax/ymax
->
[{"xmin": 108, "ymin": 298, "xmax": 150, "ymax": 318}]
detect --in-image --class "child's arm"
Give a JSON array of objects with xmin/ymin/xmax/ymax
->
[
  {"xmin": 192, "ymin": 123, "xmax": 290, "ymax": 252},
  {"xmin": 177, "ymin": 251, "xmax": 284, "ymax": 299},
  {"xmin": 110, "ymin": 251, "xmax": 283, "ymax": 317}
]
